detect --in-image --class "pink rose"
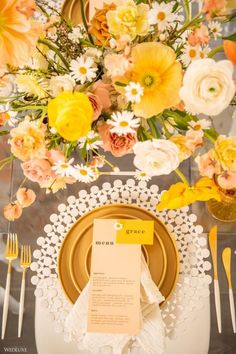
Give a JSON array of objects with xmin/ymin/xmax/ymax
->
[
  {"xmin": 46, "ymin": 149, "xmax": 65, "ymax": 164},
  {"xmin": 92, "ymin": 80, "xmax": 112, "ymax": 110},
  {"xmin": 188, "ymin": 25, "xmax": 209, "ymax": 46},
  {"xmin": 98, "ymin": 123, "xmax": 137, "ymax": 157},
  {"xmin": 3, "ymin": 202, "xmax": 22, "ymax": 221},
  {"xmin": 217, "ymin": 171, "xmax": 236, "ymax": 190},
  {"xmin": 21, "ymin": 158, "xmax": 53, "ymax": 183},
  {"xmin": 16, "ymin": 187, "xmax": 36, "ymax": 208},
  {"xmin": 87, "ymin": 93, "xmax": 103, "ymax": 121},
  {"xmin": 195, "ymin": 150, "xmax": 221, "ymax": 178}
]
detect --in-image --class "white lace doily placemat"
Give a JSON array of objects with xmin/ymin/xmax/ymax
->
[{"xmin": 31, "ymin": 179, "xmax": 211, "ymax": 343}]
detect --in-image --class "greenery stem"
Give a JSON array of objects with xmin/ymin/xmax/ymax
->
[
  {"xmin": 147, "ymin": 117, "xmax": 161, "ymax": 139},
  {"xmin": 0, "ymin": 155, "xmax": 15, "ymax": 171},
  {"xmin": 208, "ymin": 45, "xmax": 223, "ymax": 58},
  {"xmin": 38, "ymin": 39, "xmax": 69, "ymax": 69},
  {"xmin": 79, "ymin": 0, "xmax": 94, "ymax": 44},
  {"xmin": 91, "ymin": 148, "xmax": 115, "ymax": 169},
  {"xmin": 14, "ymin": 105, "xmax": 46, "ymax": 112},
  {"xmin": 175, "ymin": 168, "xmax": 189, "ymax": 186}
]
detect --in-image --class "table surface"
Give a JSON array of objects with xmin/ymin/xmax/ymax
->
[{"xmin": 0, "ymin": 83, "xmax": 236, "ymax": 354}]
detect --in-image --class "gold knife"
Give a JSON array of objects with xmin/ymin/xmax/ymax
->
[
  {"xmin": 209, "ymin": 225, "xmax": 222, "ymax": 333},
  {"xmin": 222, "ymin": 248, "xmax": 236, "ymax": 333}
]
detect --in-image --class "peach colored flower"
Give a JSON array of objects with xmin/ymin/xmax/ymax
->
[
  {"xmin": 185, "ymin": 129, "xmax": 204, "ymax": 151},
  {"xmin": 90, "ymin": 155, "xmax": 105, "ymax": 168},
  {"xmin": 21, "ymin": 159, "xmax": 53, "ymax": 183},
  {"xmin": 16, "ymin": 0, "xmax": 36, "ymax": 19},
  {"xmin": 3, "ymin": 202, "xmax": 22, "ymax": 221},
  {"xmin": 110, "ymin": 34, "xmax": 132, "ymax": 51},
  {"xmin": 16, "ymin": 187, "xmax": 36, "ymax": 207},
  {"xmin": 87, "ymin": 93, "xmax": 103, "ymax": 121},
  {"xmin": 0, "ymin": 0, "xmax": 41, "ymax": 68},
  {"xmin": 46, "ymin": 149, "xmax": 65, "ymax": 164},
  {"xmin": 98, "ymin": 123, "xmax": 137, "ymax": 157},
  {"xmin": 188, "ymin": 25, "xmax": 209, "ymax": 46},
  {"xmin": 39, "ymin": 176, "xmax": 76, "ymax": 194},
  {"xmin": 203, "ymin": 0, "xmax": 226, "ymax": 18},
  {"xmin": 0, "ymin": 112, "xmax": 10, "ymax": 126},
  {"xmin": 104, "ymin": 53, "xmax": 131, "ymax": 77},
  {"xmin": 92, "ymin": 80, "xmax": 112, "ymax": 110},
  {"xmin": 9, "ymin": 120, "xmax": 46, "ymax": 161},
  {"xmin": 195, "ymin": 149, "xmax": 221, "ymax": 178},
  {"xmin": 217, "ymin": 171, "xmax": 236, "ymax": 189}
]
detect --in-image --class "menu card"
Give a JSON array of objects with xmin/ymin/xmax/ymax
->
[{"xmin": 87, "ymin": 218, "xmax": 154, "ymax": 335}]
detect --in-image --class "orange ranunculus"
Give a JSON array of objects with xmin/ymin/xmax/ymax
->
[
  {"xmin": 223, "ymin": 40, "xmax": 236, "ymax": 65},
  {"xmin": 157, "ymin": 177, "xmax": 221, "ymax": 210},
  {"xmin": 0, "ymin": 0, "xmax": 41, "ymax": 68},
  {"xmin": 114, "ymin": 42, "xmax": 182, "ymax": 119}
]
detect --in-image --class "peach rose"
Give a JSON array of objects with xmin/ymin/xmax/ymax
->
[
  {"xmin": 104, "ymin": 53, "xmax": 130, "ymax": 77},
  {"xmin": 3, "ymin": 202, "xmax": 22, "ymax": 221},
  {"xmin": 203, "ymin": 0, "xmax": 226, "ymax": 18},
  {"xmin": 188, "ymin": 25, "xmax": 209, "ymax": 46},
  {"xmin": 16, "ymin": 187, "xmax": 36, "ymax": 208},
  {"xmin": 21, "ymin": 158, "xmax": 53, "ymax": 183},
  {"xmin": 195, "ymin": 150, "xmax": 221, "ymax": 178},
  {"xmin": 9, "ymin": 120, "xmax": 46, "ymax": 161},
  {"xmin": 98, "ymin": 123, "xmax": 137, "ymax": 157},
  {"xmin": 217, "ymin": 171, "xmax": 236, "ymax": 189},
  {"xmin": 46, "ymin": 149, "xmax": 65, "ymax": 164},
  {"xmin": 185, "ymin": 129, "xmax": 204, "ymax": 151},
  {"xmin": 92, "ymin": 80, "xmax": 112, "ymax": 110},
  {"xmin": 87, "ymin": 93, "xmax": 103, "ymax": 121}
]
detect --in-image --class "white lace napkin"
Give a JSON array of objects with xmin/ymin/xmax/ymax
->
[{"xmin": 65, "ymin": 255, "xmax": 165, "ymax": 354}]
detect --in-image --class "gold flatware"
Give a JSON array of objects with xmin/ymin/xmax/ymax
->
[
  {"xmin": 222, "ymin": 247, "xmax": 236, "ymax": 333},
  {"xmin": 18, "ymin": 245, "xmax": 32, "ymax": 338},
  {"xmin": 209, "ymin": 225, "xmax": 222, "ymax": 333},
  {"xmin": 1, "ymin": 233, "xmax": 18, "ymax": 340}
]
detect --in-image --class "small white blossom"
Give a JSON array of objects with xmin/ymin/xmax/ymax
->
[
  {"xmin": 68, "ymin": 25, "xmax": 85, "ymax": 42},
  {"xmin": 52, "ymin": 159, "xmax": 75, "ymax": 177},
  {"xmin": 78, "ymin": 131, "xmax": 102, "ymax": 151},
  {"xmin": 109, "ymin": 111, "xmax": 140, "ymax": 136},
  {"xmin": 70, "ymin": 56, "xmax": 97, "ymax": 84},
  {"xmin": 125, "ymin": 82, "xmax": 144, "ymax": 103},
  {"xmin": 134, "ymin": 170, "xmax": 152, "ymax": 182},
  {"xmin": 148, "ymin": 2, "xmax": 184, "ymax": 31},
  {"xmin": 72, "ymin": 164, "xmax": 96, "ymax": 183},
  {"xmin": 180, "ymin": 44, "xmax": 201, "ymax": 66},
  {"xmin": 208, "ymin": 21, "xmax": 222, "ymax": 39},
  {"xmin": 188, "ymin": 119, "xmax": 211, "ymax": 130}
]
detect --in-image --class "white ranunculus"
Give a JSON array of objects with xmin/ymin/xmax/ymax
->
[
  {"xmin": 133, "ymin": 139, "xmax": 180, "ymax": 176},
  {"xmin": 49, "ymin": 75, "xmax": 75, "ymax": 97},
  {"xmin": 179, "ymin": 59, "xmax": 235, "ymax": 116}
]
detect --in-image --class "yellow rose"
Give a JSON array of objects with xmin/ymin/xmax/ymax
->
[
  {"xmin": 214, "ymin": 135, "xmax": 236, "ymax": 172},
  {"xmin": 106, "ymin": 0, "xmax": 149, "ymax": 39},
  {"xmin": 48, "ymin": 92, "xmax": 93, "ymax": 141}
]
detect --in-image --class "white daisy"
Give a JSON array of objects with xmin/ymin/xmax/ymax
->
[
  {"xmin": 68, "ymin": 25, "xmax": 85, "ymax": 43},
  {"xmin": 72, "ymin": 164, "xmax": 96, "ymax": 183},
  {"xmin": 109, "ymin": 111, "xmax": 140, "ymax": 136},
  {"xmin": 199, "ymin": 45, "xmax": 211, "ymax": 59},
  {"xmin": 208, "ymin": 21, "xmax": 222, "ymax": 39},
  {"xmin": 180, "ymin": 44, "xmax": 200, "ymax": 66},
  {"xmin": 52, "ymin": 159, "xmax": 75, "ymax": 177},
  {"xmin": 70, "ymin": 56, "xmax": 97, "ymax": 84},
  {"xmin": 78, "ymin": 130, "xmax": 102, "ymax": 151},
  {"xmin": 148, "ymin": 2, "xmax": 184, "ymax": 31},
  {"xmin": 125, "ymin": 82, "xmax": 144, "ymax": 103},
  {"xmin": 188, "ymin": 119, "xmax": 211, "ymax": 130},
  {"xmin": 134, "ymin": 170, "xmax": 152, "ymax": 182}
]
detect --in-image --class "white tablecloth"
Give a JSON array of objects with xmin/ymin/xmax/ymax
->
[{"xmin": 35, "ymin": 295, "xmax": 210, "ymax": 354}]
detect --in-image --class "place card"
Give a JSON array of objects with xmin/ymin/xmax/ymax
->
[{"xmin": 87, "ymin": 219, "xmax": 144, "ymax": 335}]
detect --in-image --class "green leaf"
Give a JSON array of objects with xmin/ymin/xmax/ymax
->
[
  {"xmin": 147, "ymin": 117, "xmax": 161, "ymax": 138},
  {"xmin": 163, "ymin": 110, "xmax": 197, "ymax": 130},
  {"xmin": 204, "ymin": 128, "xmax": 219, "ymax": 142},
  {"xmin": 114, "ymin": 81, "xmax": 127, "ymax": 87},
  {"xmin": 80, "ymin": 141, "xmax": 88, "ymax": 159},
  {"xmin": 0, "ymin": 130, "xmax": 9, "ymax": 136},
  {"xmin": 222, "ymin": 32, "xmax": 236, "ymax": 42}
]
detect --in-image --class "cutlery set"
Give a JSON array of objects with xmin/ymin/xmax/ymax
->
[
  {"xmin": 209, "ymin": 225, "xmax": 236, "ymax": 334},
  {"xmin": 1, "ymin": 233, "xmax": 31, "ymax": 340}
]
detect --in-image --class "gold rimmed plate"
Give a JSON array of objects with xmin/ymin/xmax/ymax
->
[{"xmin": 58, "ymin": 204, "xmax": 179, "ymax": 307}]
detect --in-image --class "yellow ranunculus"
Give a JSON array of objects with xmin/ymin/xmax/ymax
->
[
  {"xmin": 48, "ymin": 92, "xmax": 93, "ymax": 141},
  {"xmin": 114, "ymin": 42, "xmax": 182, "ymax": 118},
  {"xmin": 214, "ymin": 135, "xmax": 236, "ymax": 172},
  {"xmin": 157, "ymin": 177, "xmax": 221, "ymax": 210},
  {"xmin": 106, "ymin": 0, "xmax": 149, "ymax": 39}
]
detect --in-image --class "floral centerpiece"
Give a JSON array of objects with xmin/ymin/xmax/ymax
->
[{"xmin": 0, "ymin": 0, "xmax": 235, "ymax": 221}]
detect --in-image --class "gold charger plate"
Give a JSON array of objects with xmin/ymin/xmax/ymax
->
[
  {"xmin": 58, "ymin": 204, "xmax": 179, "ymax": 307},
  {"xmin": 62, "ymin": 0, "xmax": 89, "ymax": 25}
]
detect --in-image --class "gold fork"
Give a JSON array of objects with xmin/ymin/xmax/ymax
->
[
  {"xmin": 18, "ymin": 245, "xmax": 31, "ymax": 338},
  {"xmin": 1, "ymin": 233, "xmax": 18, "ymax": 340}
]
